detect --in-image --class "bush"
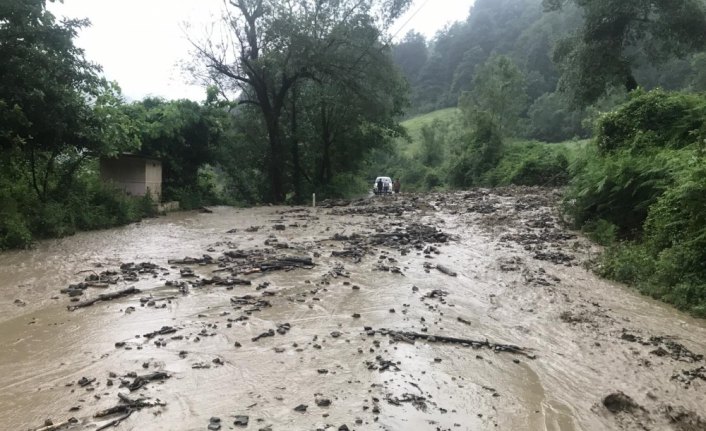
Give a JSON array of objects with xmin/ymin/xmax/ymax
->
[
  {"xmin": 0, "ymin": 172, "xmax": 162, "ymax": 249},
  {"xmin": 583, "ymin": 219, "xmax": 618, "ymax": 246},
  {"xmin": 599, "ymin": 243, "xmax": 654, "ymax": 285},
  {"xmin": 596, "ymin": 89, "xmax": 706, "ymax": 153},
  {"xmin": 564, "ymin": 145, "xmax": 677, "ymax": 237},
  {"xmin": 0, "ymin": 208, "xmax": 32, "ymax": 250},
  {"xmin": 480, "ymin": 141, "xmax": 572, "ymax": 187},
  {"xmin": 447, "ymin": 114, "xmax": 504, "ymax": 188},
  {"xmin": 423, "ymin": 171, "xmax": 443, "ymax": 189},
  {"xmin": 0, "ymin": 184, "xmax": 33, "ymax": 249},
  {"xmin": 568, "ymin": 90, "xmax": 706, "ymax": 315}
]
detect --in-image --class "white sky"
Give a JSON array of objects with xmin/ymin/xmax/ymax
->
[{"xmin": 48, "ymin": 0, "xmax": 475, "ymax": 101}]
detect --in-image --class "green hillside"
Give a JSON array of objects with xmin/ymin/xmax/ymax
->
[
  {"xmin": 401, "ymin": 108, "xmax": 460, "ymax": 139},
  {"xmin": 397, "ymin": 108, "xmax": 461, "ymax": 157}
]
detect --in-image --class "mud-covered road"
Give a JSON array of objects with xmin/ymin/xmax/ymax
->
[{"xmin": 1, "ymin": 188, "xmax": 705, "ymax": 431}]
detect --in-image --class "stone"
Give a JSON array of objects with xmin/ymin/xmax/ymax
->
[{"xmin": 233, "ymin": 415, "xmax": 249, "ymax": 426}]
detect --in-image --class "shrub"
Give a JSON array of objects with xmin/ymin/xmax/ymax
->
[
  {"xmin": 569, "ymin": 90, "xmax": 706, "ymax": 315},
  {"xmin": 447, "ymin": 114, "xmax": 504, "ymax": 188},
  {"xmin": 599, "ymin": 243, "xmax": 654, "ymax": 285},
  {"xmin": 564, "ymin": 145, "xmax": 676, "ymax": 237},
  {"xmin": 583, "ymin": 219, "xmax": 618, "ymax": 246},
  {"xmin": 596, "ymin": 89, "xmax": 706, "ymax": 153},
  {"xmin": 0, "ymin": 208, "xmax": 32, "ymax": 250},
  {"xmin": 423, "ymin": 171, "xmax": 443, "ymax": 189}
]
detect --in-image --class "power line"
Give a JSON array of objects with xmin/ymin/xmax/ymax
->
[{"xmin": 392, "ymin": 0, "xmax": 432, "ymax": 39}]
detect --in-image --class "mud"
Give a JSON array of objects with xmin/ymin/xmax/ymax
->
[{"xmin": 1, "ymin": 188, "xmax": 705, "ymax": 431}]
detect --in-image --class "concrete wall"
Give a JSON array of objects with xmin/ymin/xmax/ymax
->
[
  {"xmin": 100, "ymin": 156, "xmax": 162, "ymax": 199},
  {"xmin": 144, "ymin": 160, "xmax": 162, "ymax": 199}
]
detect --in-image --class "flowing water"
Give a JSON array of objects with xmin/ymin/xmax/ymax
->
[{"xmin": 1, "ymin": 189, "xmax": 704, "ymax": 431}]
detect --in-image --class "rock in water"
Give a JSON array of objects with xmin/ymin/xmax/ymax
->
[
  {"xmin": 603, "ymin": 392, "xmax": 639, "ymax": 413},
  {"xmin": 233, "ymin": 415, "xmax": 249, "ymax": 426}
]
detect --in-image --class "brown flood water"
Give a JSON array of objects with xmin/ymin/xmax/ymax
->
[{"xmin": 1, "ymin": 189, "xmax": 705, "ymax": 431}]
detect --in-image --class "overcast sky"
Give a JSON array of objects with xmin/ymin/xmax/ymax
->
[{"xmin": 48, "ymin": 0, "xmax": 475, "ymax": 101}]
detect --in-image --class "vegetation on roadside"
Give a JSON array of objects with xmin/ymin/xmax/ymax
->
[{"xmin": 564, "ymin": 90, "xmax": 706, "ymax": 316}]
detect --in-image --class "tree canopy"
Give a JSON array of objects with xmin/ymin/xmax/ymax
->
[
  {"xmin": 544, "ymin": 0, "xmax": 706, "ymax": 106},
  {"xmin": 191, "ymin": 0, "xmax": 412, "ymax": 202}
]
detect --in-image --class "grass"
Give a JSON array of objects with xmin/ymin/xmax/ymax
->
[{"xmin": 397, "ymin": 108, "xmax": 461, "ymax": 157}]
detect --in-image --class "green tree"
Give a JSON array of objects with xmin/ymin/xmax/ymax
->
[
  {"xmin": 527, "ymin": 91, "xmax": 587, "ymax": 141},
  {"xmin": 459, "ymin": 54, "xmax": 528, "ymax": 135},
  {"xmin": 288, "ymin": 29, "xmax": 408, "ymax": 197},
  {"xmin": 544, "ymin": 0, "xmax": 706, "ymax": 106},
  {"xmin": 126, "ymin": 98, "xmax": 232, "ymax": 202},
  {"xmin": 447, "ymin": 112, "xmax": 505, "ymax": 187},
  {"xmin": 689, "ymin": 53, "xmax": 706, "ymax": 92},
  {"xmin": 191, "ymin": 0, "xmax": 412, "ymax": 202},
  {"xmin": 392, "ymin": 31, "xmax": 428, "ymax": 86},
  {"xmin": 0, "ymin": 0, "xmax": 139, "ymax": 201}
]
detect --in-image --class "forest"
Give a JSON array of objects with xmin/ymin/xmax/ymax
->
[{"xmin": 2, "ymin": 0, "xmax": 706, "ymax": 314}]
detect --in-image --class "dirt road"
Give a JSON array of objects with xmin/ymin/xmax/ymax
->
[{"xmin": 1, "ymin": 188, "xmax": 704, "ymax": 431}]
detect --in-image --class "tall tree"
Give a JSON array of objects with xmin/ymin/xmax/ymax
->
[
  {"xmin": 392, "ymin": 31, "xmax": 428, "ymax": 86},
  {"xmin": 191, "ymin": 0, "xmax": 411, "ymax": 202},
  {"xmin": 544, "ymin": 0, "xmax": 706, "ymax": 106},
  {"xmin": 0, "ymin": 0, "xmax": 139, "ymax": 200},
  {"xmin": 459, "ymin": 54, "xmax": 528, "ymax": 135}
]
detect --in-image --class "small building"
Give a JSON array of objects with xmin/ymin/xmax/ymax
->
[{"xmin": 100, "ymin": 154, "xmax": 162, "ymax": 200}]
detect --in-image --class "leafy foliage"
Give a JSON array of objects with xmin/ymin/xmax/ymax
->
[
  {"xmin": 459, "ymin": 55, "xmax": 528, "ymax": 136},
  {"xmin": 545, "ymin": 0, "xmax": 706, "ymax": 106},
  {"xmin": 567, "ymin": 90, "xmax": 706, "ymax": 315},
  {"xmin": 595, "ymin": 89, "xmax": 706, "ymax": 153},
  {"xmin": 191, "ymin": 0, "xmax": 412, "ymax": 202}
]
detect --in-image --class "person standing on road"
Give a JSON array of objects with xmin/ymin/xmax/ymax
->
[
  {"xmin": 393, "ymin": 178, "xmax": 401, "ymax": 194},
  {"xmin": 377, "ymin": 178, "xmax": 383, "ymax": 195}
]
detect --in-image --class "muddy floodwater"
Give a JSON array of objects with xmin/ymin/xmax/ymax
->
[{"xmin": 1, "ymin": 188, "xmax": 705, "ymax": 431}]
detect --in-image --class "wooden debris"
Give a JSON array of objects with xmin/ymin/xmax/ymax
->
[
  {"xmin": 127, "ymin": 371, "xmax": 170, "ymax": 392},
  {"xmin": 67, "ymin": 287, "xmax": 141, "ymax": 311},
  {"xmin": 33, "ymin": 419, "xmax": 75, "ymax": 431},
  {"xmin": 377, "ymin": 329, "xmax": 536, "ymax": 359},
  {"xmin": 95, "ymin": 410, "xmax": 133, "ymax": 431}
]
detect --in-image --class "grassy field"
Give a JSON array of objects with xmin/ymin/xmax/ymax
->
[
  {"xmin": 398, "ymin": 107, "xmax": 588, "ymax": 161},
  {"xmin": 397, "ymin": 108, "xmax": 461, "ymax": 157}
]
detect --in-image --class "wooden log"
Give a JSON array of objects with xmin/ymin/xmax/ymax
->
[
  {"xmin": 143, "ymin": 326, "xmax": 177, "ymax": 339},
  {"xmin": 436, "ymin": 264, "xmax": 458, "ymax": 277},
  {"xmin": 95, "ymin": 405, "xmax": 130, "ymax": 418},
  {"xmin": 95, "ymin": 410, "xmax": 133, "ymax": 431},
  {"xmin": 67, "ymin": 287, "xmax": 141, "ymax": 311},
  {"xmin": 33, "ymin": 420, "xmax": 73, "ymax": 431},
  {"xmin": 379, "ymin": 329, "xmax": 536, "ymax": 359},
  {"xmin": 117, "ymin": 393, "xmax": 165, "ymax": 408},
  {"xmin": 127, "ymin": 371, "xmax": 169, "ymax": 391}
]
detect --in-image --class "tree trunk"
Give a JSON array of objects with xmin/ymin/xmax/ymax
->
[
  {"xmin": 290, "ymin": 91, "xmax": 301, "ymax": 203},
  {"xmin": 319, "ymin": 138, "xmax": 332, "ymax": 185},
  {"xmin": 625, "ymin": 72, "xmax": 638, "ymax": 92},
  {"xmin": 266, "ymin": 118, "xmax": 284, "ymax": 202}
]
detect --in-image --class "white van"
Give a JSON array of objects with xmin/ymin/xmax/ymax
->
[{"xmin": 373, "ymin": 176, "xmax": 392, "ymax": 195}]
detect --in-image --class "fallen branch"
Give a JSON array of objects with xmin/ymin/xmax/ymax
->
[
  {"xmin": 127, "ymin": 371, "xmax": 170, "ymax": 392},
  {"xmin": 118, "ymin": 393, "xmax": 166, "ymax": 408},
  {"xmin": 33, "ymin": 420, "xmax": 74, "ymax": 431},
  {"xmin": 143, "ymin": 326, "xmax": 178, "ymax": 339},
  {"xmin": 378, "ymin": 329, "xmax": 536, "ymax": 359},
  {"xmin": 95, "ymin": 410, "xmax": 133, "ymax": 431},
  {"xmin": 95, "ymin": 405, "xmax": 130, "ymax": 418},
  {"xmin": 259, "ymin": 256, "xmax": 314, "ymax": 272},
  {"xmin": 67, "ymin": 287, "xmax": 141, "ymax": 311}
]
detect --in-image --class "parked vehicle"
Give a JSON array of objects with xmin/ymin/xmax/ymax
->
[{"xmin": 373, "ymin": 176, "xmax": 392, "ymax": 195}]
